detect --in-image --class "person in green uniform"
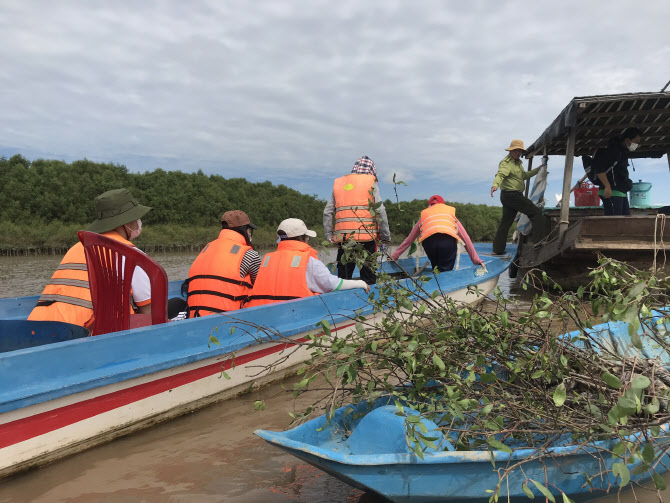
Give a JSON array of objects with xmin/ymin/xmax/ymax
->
[{"xmin": 490, "ymin": 139, "xmax": 544, "ymax": 255}]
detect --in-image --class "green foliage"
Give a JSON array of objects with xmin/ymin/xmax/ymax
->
[
  {"xmin": 286, "ymin": 254, "xmax": 670, "ymax": 500},
  {"xmin": 1, "ymin": 155, "xmax": 511, "ymax": 252}
]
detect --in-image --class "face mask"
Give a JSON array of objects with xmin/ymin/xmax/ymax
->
[
  {"xmin": 628, "ymin": 142, "xmax": 639, "ymax": 152},
  {"xmin": 124, "ymin": 219, "xmax": 142, "ymax": 240}
]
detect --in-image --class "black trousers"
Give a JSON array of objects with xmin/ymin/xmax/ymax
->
[
  {"xmin": 422, "ymin": 233, "xmax": 458, "ymax": 272},
  {"xmin": 336, "ymin": 240, "xmax": 377, "ymax": 285},
  {"xmin": 493, "ymin": 190, "xmax": 543, "ymax": 254},
  {"xmin": 600, "ymin": 195, "xmax": 630, "ymax": 216}
]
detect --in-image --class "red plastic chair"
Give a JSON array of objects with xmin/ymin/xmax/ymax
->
[{"xmin": 78, "ymin": 231, "xmax": 168, "ymax": 336}]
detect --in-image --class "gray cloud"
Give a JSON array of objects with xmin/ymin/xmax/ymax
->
[{"xmin": 1, "ymin": 0, "xmax": 669, "ymax": 203}]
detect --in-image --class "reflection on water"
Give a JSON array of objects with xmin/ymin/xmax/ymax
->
[{"xmin": 2, "ymin": 251, "xmax": 636, "ymax": 502}]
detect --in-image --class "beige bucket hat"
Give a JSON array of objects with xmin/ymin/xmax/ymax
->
[{"xmin": 505, "ymin": 139, "xmax": 526, "ymax": 151}]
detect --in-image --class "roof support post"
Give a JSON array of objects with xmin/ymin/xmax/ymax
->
[
  {"xmin": 559, "ymin": 127, "xmax": 576, "ymax": 243},
  {"xmin": 524, "ymin": 156, "xmax": 534, "ymax": 198}
]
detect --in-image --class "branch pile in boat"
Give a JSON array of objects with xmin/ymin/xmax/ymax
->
[{"xmin": 287, "ymin": 258, "xmax": 670, "ymax": 497}]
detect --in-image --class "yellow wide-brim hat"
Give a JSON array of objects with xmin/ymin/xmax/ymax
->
[{"xmin": 505, "ymin": 139, "xmax": 526, "ymax": 151}]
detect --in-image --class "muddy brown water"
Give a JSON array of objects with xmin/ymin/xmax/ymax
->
[{"xmin": 1, "ymin": 252, "xmax": 667, "ymax": 502}]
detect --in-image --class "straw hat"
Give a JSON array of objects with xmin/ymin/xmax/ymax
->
[
  {"xmin": 505, "ymin": 139, "xmax": 526, "ymax": 152},
  {"xmin": 88, "ymin": 188, "xmax": 151, "ymax": 234}
]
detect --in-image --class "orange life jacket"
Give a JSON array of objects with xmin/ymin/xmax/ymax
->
[
  {"xmin": 28, "ymin": 231, "xmax": 135, "ymax": 330},
  {"xmin": 186, "ymin": 230, "xmax": 253, "ymax": 317},
  {"xmin": 245, "ymin": 240, "xmax": 318, "ymax": 308},
  {"xmin": 419, "ymin": 204, "xmax": 459, "ymax": 242},
  {"xmin": 333, "ymin": 173, "xmax": 379, "ymax": 242}
]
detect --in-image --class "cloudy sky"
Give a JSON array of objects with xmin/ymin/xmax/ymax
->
[{"xmin": 1, "ymin": 0, "xmax": 669, "ymax": 207}]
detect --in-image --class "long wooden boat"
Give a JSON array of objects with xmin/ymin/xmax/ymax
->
[
  {"xmin": 513, "ymin": 91, "xmax": 670, "ymax": 285},
  {"xmin": 0, "ymin": 245, "xmax": 513, "ymax": 479},
  {"xmin": 256, "ymin": 312, "xmax": 670, "ymax": 503}
]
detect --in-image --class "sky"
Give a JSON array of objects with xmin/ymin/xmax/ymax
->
[{"xmin": 1, "ymin": 0, "xmax": 669, "ymax": 207}]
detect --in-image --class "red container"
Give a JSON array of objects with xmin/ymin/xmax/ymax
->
[{"xmin": 574, "ymin": 182, "xmax": 600, "ymax": 207}]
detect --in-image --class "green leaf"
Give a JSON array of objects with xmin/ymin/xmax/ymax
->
[
  {"xmin": 531, "ymin": 370, "xmax": 544, "ymax": 379},
  {"xmin": 602, "ymin": 372, "xmax": 622, "ymax": 389},
  {"xmin": 522, "ymin": 482, "xmax": 535, "ymax": 499},
  {"xmin": 553, "ymin": 382, "xmax": 567, "ymax": 407},
  {"xmin": 653, "ymin": 472, "xmax": 667, "ymax": 490},
  {"xmin": 486, "ymin": 438, "xmax": 513, "ymax": 454},
  {"xmin": 642, "ymin": 443, "xmax": 655, "ymax": 464},
  {"xmin": 631, "ymin": 375, "xmax": 651, "ymax": 390},
  {"xmin": 651, "ymin": 425, "xmax": 661, "ymax": 437},
  {"xmin": 479, "ymin": 373, "xmax": 496, "ymax": 384},
  {"xmin": 432, "ymin": 354, "xmax": 446, "ymax": 371},
  {"xmin": 530, "ymin": 480, "xmax": 555, "ymax": 503},
  {"xmin": 612, "ymin": 462, "xmax": 630, "ymax": 486},
  {"xmin": 253, "ymin": 400, "xmax": 265, "ymax": 411},
  {"xmin": 561, "ymin": 492, "xmax": 575, "ymax": 503},
  {"xmin": 630, "ymin": 330, "xmax": 643, "ymax": 350},
  {"xmin": 612, "ymin": 441, "xmax": 626, "ymax": 458}
]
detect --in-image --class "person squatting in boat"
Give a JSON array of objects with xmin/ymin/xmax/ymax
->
[
  {"xmin": 391, "ymin": 195, "xmax": 484, "ymax": 271},
  {"xmin": 592, "ymin": 127, "xmax": 642, "ymax": 216},
  {"xmin": 185, "ymin": 210, "xmax": 261, "ymax": 317},
  {"xmin": 323, "ymin": 155, "xmax": 391, "ymax": 285},
  {"xmin": 28, "ymin": 188, "xmax": 156, "ymax": 331},
  {"xmin": 245, "ymin": 218, "xmax": 369, "ymax": 308}
]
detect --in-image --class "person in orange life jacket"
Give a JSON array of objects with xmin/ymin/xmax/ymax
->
[
  {"xmin": 28, "ymin": 188, "xmax": 153, "ymax": 331},
  {"xmin": 592, "ymin": 127, "xmax": 642, "ymax": 216},
  {"xmin": 245, "ymin": 219, "xmax": 370, "ymax": 308},
  {"xmin": 185, "ymin": 210, "xmax": 261, "ymax": 317},
  {"xmin": 391, "ymin": 195, "xmax": 484, "ymax": 271},
  {"xmin": 322, "ymin": 156, "xmax": 391, "ymax": 285}
]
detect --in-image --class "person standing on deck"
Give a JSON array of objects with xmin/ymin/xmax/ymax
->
[
  {"xmin": 323, "ymin": 156, "xmax": 391, "ymax": 284},
  {"xmin": 391, "ymin": 195, "xmax": 484, "ymax": 271},
  {"xmin": 490, "ymin": 140, "xmax": 544, "ymax": 255},
  {"xmin": 245, "ymin": 219, "xmax": 369, "ymax": 308},
  {"xmin": 28, "ymin": 189, "xmax": 153, "ymax": 330},
  {"xmin": 592, "ymin": 127, "xmax": 642, "ymax": 216},
  {"xmin": 185, "ymin": 210, "xmax": 261, "ymax": 317}
]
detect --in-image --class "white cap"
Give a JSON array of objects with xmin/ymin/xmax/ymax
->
[{"xmin": 277, "ymin": 218, "xmax": 317, "ymax": 238}]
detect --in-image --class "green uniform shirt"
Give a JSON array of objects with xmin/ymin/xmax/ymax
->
[{"xmin": 492, "ymin": 156, "xmax": 540, "ymax": 192}]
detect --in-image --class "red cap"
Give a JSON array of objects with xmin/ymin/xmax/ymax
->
[{"xmin": 428, "ymin": 195, "xmax": 445, "ymax": 206}]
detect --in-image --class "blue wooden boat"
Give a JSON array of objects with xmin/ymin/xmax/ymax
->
[
  {"xmin": 0, "ymin": 245, "xmax": 513, "ymax": 478},
  {"xmin": 256, "ymin": 309, "xmax": 670, "ymax": 502}
]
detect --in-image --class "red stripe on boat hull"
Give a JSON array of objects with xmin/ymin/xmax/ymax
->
[{"xmin": 0, "ymin": 322, "xmax": 353, "ymax": 450}]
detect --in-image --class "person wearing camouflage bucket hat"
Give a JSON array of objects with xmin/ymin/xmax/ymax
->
[{"xmin": 28, "ymin": 188, "xmax": 155, "ymax": 329}]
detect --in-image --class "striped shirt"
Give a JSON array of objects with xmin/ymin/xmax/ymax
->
[{"xmin": 240, "ymin": 249, "xmax": 262, "ymax": 284}]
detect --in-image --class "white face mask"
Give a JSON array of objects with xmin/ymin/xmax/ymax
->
[
  {"xmin": 628, "ymin": 142, "xmax": 639, "ymax": 152},
  {"xmin": 124, "ymin": 219, "xmax": 142, "ymax": 240}
]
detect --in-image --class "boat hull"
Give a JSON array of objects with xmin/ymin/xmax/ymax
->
[{"xmin": 0, "ymin": 248, "xmax": 512, "ymax": 478}]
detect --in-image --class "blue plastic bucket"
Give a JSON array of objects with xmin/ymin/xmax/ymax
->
[{"xmin": 629, "ymin": 180, "xmax": 652, "ymax": 207}]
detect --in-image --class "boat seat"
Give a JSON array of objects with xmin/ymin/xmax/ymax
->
[
  {"xmin": 0, "ymin": 320, "xmax": 90, "ymax": 353},
  {"xmin": 78, "ymin": 231, "xmax": 168, "ymax": 336}
]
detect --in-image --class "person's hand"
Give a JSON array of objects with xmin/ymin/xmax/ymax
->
[
  {"xmin": 491, "ymin": 186, "xmax": 498, "ymax": 197},
  {"xmin": 603, "ymin": 186, "xmax": 612, "ymax": 199}
]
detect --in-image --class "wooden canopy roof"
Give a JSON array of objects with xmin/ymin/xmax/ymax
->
[{"xmin": 526, "ymin": 92, "xmax": 670, "ymax": 159}]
